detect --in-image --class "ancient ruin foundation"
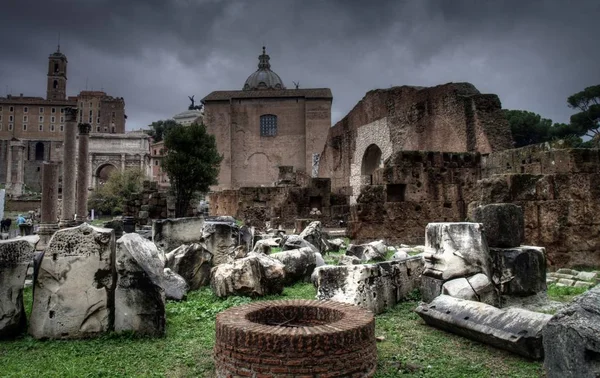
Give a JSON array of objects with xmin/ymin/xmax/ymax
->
[{"xmin": 214, "ymin": 300, "xmax": 377, "ymax": 377}]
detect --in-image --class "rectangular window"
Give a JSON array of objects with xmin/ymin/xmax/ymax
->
[
  {"xmin": 39, "ymin": 116, "xmax": 43, "ymax": 122},
  {"xmin": 60, "ymin": 108, "xmax": 65, "ymax": 113},
  {"xmin": 9, "ymin": 115, "xmax": 13, "ymax": 122},
  {"xmin": 89, "ymin": 116, "xmax": 93, "ymax": 123},
  {"xmin": 51, "ymin": 107, "xmax": 56, "ymax": 113},
  {"xmin": 23, "ymin": 106, "xmax": 28, "ymax": 113},
  {"xmin": 89, "ymin": 102, "xmax": 93, "ymax": 107},
  {"xmin": 60, "ymin": 125, "xmax": 64, "ymax": 132},
  {"xmin": 112, "ymin": 111, "xmax": 116, "ymax": 118},
  {"xmin": 23, "ymin": 124, "xmax": 27, "ymax": 131},
  {"xmin": 260, "ymin": 114, "xmax": 277, "ymax": 137},
  {"xmin": 23, "ymin": 115, "xmax": 27, "ymax": 122},
  {"xmin": 0, "ymin": 115, "xmax": 2, "ymax": 121},
  {"xmin": 39, "ymin": 107, "xmax": 44, "ymax": 113},
  {"xmin": 60, "ymin": 116, "xmax": 64, "ymax": 123},
  {"xmin": 39, "ymin": 124, "xmax": 43, "ymax": 131},
  {"xmin": 9, "ymin": 123, "xmax": 13, "ymax": 131},
  {"xmin": 51, "ymin": 116, "xmax": 55, "ymax": 123},
  {"xmin": 51, "ymin": 124, "xmax": 55, "ymax": 132},
  {"xmin": 9, "ymin": 106, "xmax": 14, "ymax": 112},
  {"xmin": 96, "ymin": 126, "xmax": 100, "ymax": 132},
  {"xmin": 0, "ymin": 106, "xmax": 3, "ymax": 111}
]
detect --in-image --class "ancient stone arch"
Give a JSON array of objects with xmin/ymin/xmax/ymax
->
[
  {"xmin": 349, "ymin": 118, "xmax": 393, "ymax": 204},
  {"xmin": 95, "ymin": 163, "xmax": 118, "ymax": 186}
]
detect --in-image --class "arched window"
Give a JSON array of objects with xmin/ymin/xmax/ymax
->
[
  {"xmin": 260, "ymin": 114, "xmax": 277, "ymax": 137},
  {"xmin": 35, "ymin": 142, "xmax": 45, "ymax": 161},
  {"xmin": 53, "ymin": 80, "xmax": 58, "ymax": 89}
]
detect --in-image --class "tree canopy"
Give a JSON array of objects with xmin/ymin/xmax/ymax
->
[
  {"xmin": 147, "ymin": 119, "xmax": 181, "ymax": 142},
  {"xmin": 503, "ymin": 109, "xmax": 553, "ymax": 147},
  {"xmin": 567, "ymin": 85, "xmax": 600, "ymax": 143},
  {"xmin": 87, "ymin": 168, "xmax": 146, "ymax": 216},
  {"xmin": 162, "ymin": 122, "xmax": 223, "ymax": 217}
]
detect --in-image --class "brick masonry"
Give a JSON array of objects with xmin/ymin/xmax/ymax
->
[{"xmin": 214, "ymin": 299, "xmax": 376, "ymax": 378}]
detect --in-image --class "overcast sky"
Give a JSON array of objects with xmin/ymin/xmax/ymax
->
[{"xmin": 0, "ymin": 0, "xmax": 598, "ymax": 130}]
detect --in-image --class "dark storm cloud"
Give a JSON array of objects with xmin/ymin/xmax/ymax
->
[{"xmin": 1, "ymin": 0, "xmax": 598, "ymax": 129}]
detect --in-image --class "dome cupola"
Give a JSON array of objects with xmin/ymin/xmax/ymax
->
[{"xmin": 243, "ymin": 47, "xmax": 285, "ymax": 91}]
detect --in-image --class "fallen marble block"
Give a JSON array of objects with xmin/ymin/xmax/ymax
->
[
  {"xmin": 543, "ymin": 285, "xmax": 600, "ymax": 378},
  {"xmin": 0, "ymin": 236, "xmax": 39, "ymax": 338},
  {"xmin": 490, "ymin": 246, "xmax": 546, "ymax": 296},
  {"xmin": 165, "ymin": 243, "xmax": 213, "ymax": 290},
  {"xmin": 153, "ymin": 217, "xmax": 205, "ymax": 253},
  {"xmin": 270, "ymin": 247, "xmax": 317, "ymax": 285},
  {"xmin": 442, "ymin": 273, "xmax": 497, "ymax": 305},
  {"xmin": 415, "ymin": 295, "xmax": 552, "ymax": 360},
  {"xmin": 114, "ymin": 233, "xmax": 165, "ymax": 336},
  {"xmin": 315, "ymin": 256, "xmax": 423, "ymax": 314},
  {"xmin": 210, "ymin": 252, "xmax": 285, "ymax": 297},
  {"xmin": 29, "ymin": 224, "xmax": 115, "ymax": 339}
]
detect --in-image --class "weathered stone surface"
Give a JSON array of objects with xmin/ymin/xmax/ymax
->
[
  {"xmin": 0, "ymin": 236, "xmax": 39, "ymax": 338},
  {"xmin": 346, "ymin": 240, "xmax": 387, "ymax": 262},
  {"xmin": 490, "ymin": 246, "xmax": 546, "ymax": 296},
  {"xmin": 281, "ymin": 235, "xmax": 319, "ymax": 254},
  {"xmin": 298, "ymin": 221, "xmax": 327, "ymax": 252},
  {"xmin": 203, "ymin": 222, "xmax": 238, "ymax": 266},
  {"xmin": 416, "ymin": 295, "xmax": 552, "ymax": 360},
  {"xmin": 575, "ymin": 271, "xmax": 598, "ymax": 282},
  {"xmin": 339, "ymin": 255, "xmax": 362, "ymax": 265},
  {"xmin": 210, "ymin": 252, "xmax": 285, "ymax": 297},
  {"xmin": 315, "ymin": 257, "xmax": 423, "ymax": 314},
  {"xmin": 270, "ymin": 247, "xmax": 317, "ymax": 285},
  {"xmin": 543, "ymin": 285, "xmax": 600, "ymax": 378},
  {"xmin": 442, "ymin": 277, "xmax": 477, "ymax": 301},
  {"xmin": 315, "ymin": 252, "xmax": 325, "ymax": 267},
  {"xmin": 392, "ymin": 250, "xmax": 409, "ymax": 260},
  {"xmin": 328, "ymin": 238, "xmax": 346, "ymax": 251},
  {"xmin": 29, "ymin": 224, "xmax": 115, "ymax": 339},
  {"xmin": 165, "ymin": 243, "xmax": 213, "ymax": 290},
  {"xmin": 420, "ymin": 275, "xmax": 444, "ymax": 303},
  {"xmin": 441, "ymin": 273, "xmax": 497, "ymax": 305},
  {"xmin": 163, "ymin": 268, "xmax": 189, "ymax": 301},
  {"xmin": 423, "ymin": 222, "xmax": 492, "ymax": 281},
  {"xmin": 472, "ymin": 203, "xmax": 524, "ymax": 248},
  {"xmin": 152, "ymin": 217, "xmax": 205, "ymax": 253},
  {"xmin": 114, "ymin": 233, "xmax": 165, "ymax": 336},
  {"xmin": 251, "ymin": 238, "xmax": 280, "ymax": 254}
]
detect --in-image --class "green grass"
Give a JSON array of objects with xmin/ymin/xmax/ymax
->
[
  {"xmin": 0, "ymin": 282, "xmax": 544, "ymax": 378},
  {"xmin": 546, "ymin": 283, "xmax": 590, "ymax": 302}
]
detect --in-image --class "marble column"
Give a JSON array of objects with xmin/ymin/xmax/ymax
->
[
  {"xmin": 60, "ymin": 107, "xmax": 78, "ymax": 228},
  {"xmin": 7, "ymin": 140, "xmax": 25, "ymax": 197},
  {"xmin": 76, "ymin": 123, "xmax": 91, "ymax": 224},
  {"xmin": 5, "ymin": 144, "xmax": 12, "ymax": 192},
  {"xmin": 37, "ymin": 162, "xmax": 60, "ymax": 250},
  {"xmin": 121, "ymin": 154, "xmax": 125, "ymax": 170}
]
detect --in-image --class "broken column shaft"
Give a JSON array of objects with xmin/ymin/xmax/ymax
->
[
  {"xmin": 60, "ymin": 107, "xmax": 78, "ymax": 227},
  {"xmin": 76, "ymin": 123, "xmax": 91, "ymax": 224}
]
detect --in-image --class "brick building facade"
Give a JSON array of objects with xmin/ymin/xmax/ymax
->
[{"xmin": 202, "ymin": 47, "xmax": 332, "ymax": 190}]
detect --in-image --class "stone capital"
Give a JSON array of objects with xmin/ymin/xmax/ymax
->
[
  {"xmin": 64, "ymin": 107, "xmax": 79, "ymax": 122},
  {"xmin": 78, "ymin": 123, "xmax": 92, "ymax": 135}
]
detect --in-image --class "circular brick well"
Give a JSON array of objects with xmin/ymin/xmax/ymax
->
[{"xmin": 214, "ymin": 299, "xmax": 377, "ymax": 377}]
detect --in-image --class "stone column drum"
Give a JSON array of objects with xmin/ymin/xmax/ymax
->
[
  {"xmin": 76, "ymin": 123, "xmax": 91, "ymax": 224},
  {"xmin": 60, "ymin": 107, "xmax": 78, "ymax": 227},
  {"xmin": 37, "ymin": 162, "xmax": 60, "ymax": 250}
]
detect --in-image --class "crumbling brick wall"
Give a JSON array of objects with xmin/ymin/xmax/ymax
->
[
  {"xmin": 318, "ymin": 83, "xmax": 512, "ymax": 198},
  {"xmin": 124, "ymin": 181, "xmax": 197, "ymax": 225},
  {"xmin": 474, "ymin": 145, "xmax": 600, "ymax": 268},
  {"xmin": 349, "ymin": 150, "xmax": 481, "ymax": 245}
]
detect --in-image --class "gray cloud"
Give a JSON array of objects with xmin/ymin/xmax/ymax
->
[{"xmin": 1, "ymin": 0, "xmax": 598, "ymax": 129}]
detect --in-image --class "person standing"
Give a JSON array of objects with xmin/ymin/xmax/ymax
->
[{"xmin": 16, "ymin": 214, "xmax": 26, "ymax": 236}]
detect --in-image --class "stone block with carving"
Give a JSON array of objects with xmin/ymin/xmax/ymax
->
[
  {"xmin": 298, "ymin": 221, "xmax": 328, "ymax": 253},
  {"xmin": 0, "ymin": 236, "xmax": 39, "ymax": 338},
  {"xmin": 114, "ymin": 233, "xmax": 165, "ymax": 336},
  {"xmin": 152, "ymin": 216, "xmax": 205, "ymax": 253},
  {"xmin": 346, "ymin": 240, "xmax": 387, "ymax": 262},
  {"xmin": 203, "ymin": 222, "xmax": 239, "ymax": 266},
  {"xmin": 472, "ymin": 203, "xmax": 524, "ymax": 248},
  {"xmin": 29, "ymin": 224, "xmax": 115, "ymax": 339},
  {"xmin": 423, "ymin": 222, "xmax": 492, "ymax": 281},
  {"xmin": 442, "ymin": 273, "xmax": 497, "ymax": 306}
]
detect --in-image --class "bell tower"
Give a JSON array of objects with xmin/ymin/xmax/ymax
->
[{"xmin": 46, "ymin": 45, "xmax": 67, "ymax": 100}]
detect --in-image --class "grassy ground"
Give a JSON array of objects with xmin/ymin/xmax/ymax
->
[{"xmin": 0, "ymin": 282, "xmax": 547, "ymax": 378}]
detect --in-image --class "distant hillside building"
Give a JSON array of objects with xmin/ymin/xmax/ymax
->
[
  {"xmin": 0, "ymin": 47, "xmax": 148, "ymax": 196},
  {"xmin": 202, "ymin": 47, "xmax": 332, "ymax": 189}
]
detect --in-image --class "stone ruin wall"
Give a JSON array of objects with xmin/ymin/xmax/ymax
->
[
  {"xmin": 350, "ymin": 144, "xmax": 600, "ymax": 269},
  {"xmin": 349, "ymin": 151, "xmax": 482, "ymax": 246},
  {"xmin": 209, "ymin": 177, "xmax": 349, "ymax": 230},
  {"xmin": 317, "ymin": 82, "xmax": 513, "ymax": 201},
  {"xmin": 475, "ymin": 145, "xmax": 600, "ymax": 268},
  {"xmin": 124, "ymin": 181, "xmax": 197, "ymax": 225}
]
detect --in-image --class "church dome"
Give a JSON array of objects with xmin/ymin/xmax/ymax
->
[{"xmin": 243, "ymin": 47, "xmax": 285, "ymax": 91}]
